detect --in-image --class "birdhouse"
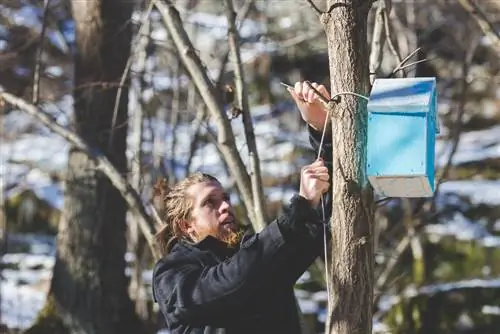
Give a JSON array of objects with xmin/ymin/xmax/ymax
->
[{"xmin": 366, "ymin": 77, "xmax": 439, "ymax": 198}]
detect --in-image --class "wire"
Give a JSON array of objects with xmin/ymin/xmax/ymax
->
[
  {"xmin": 317, "ymin": 108, "xmax": 333, "ymax": 312},
  {"xmin": 332, "ymin": 91, "xmax": 370, "ymax": 102}
]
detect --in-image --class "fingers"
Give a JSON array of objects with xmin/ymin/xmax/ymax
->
[
  {"xmin": 299, "ymin": 159, "xmax": 330, "ymax": 206},
  {"xmin": 302, "ymin": 162, "xmax": 330, "ymax": 185},
  {"xmin": 304, "ymin": 171, "xmax": 329, "ymax": 183},
  {"xmin": 302, "ymin": 163, "xmax": 328, "ymax": 174},
  {"xmin": 288, "ymin": 88, "xmax": 305, "ymax": 105},
  {"xmin": 314, "ymin": 82, "xmax": 331, "ymax": 100},
  {"xmin": 301, "ymin": 161, "xmax": 325, "ymax": 172},
  {"xmin": 291, "ymin": 81, "xmax": 330, "ymax": 103}
]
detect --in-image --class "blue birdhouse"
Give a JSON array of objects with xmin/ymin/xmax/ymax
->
[{"xmin": 366, "ymin": 77, "xmax": 439, "ymax": 198}]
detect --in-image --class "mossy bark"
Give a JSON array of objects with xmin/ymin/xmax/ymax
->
[{"xmin": 24, "ymin": 294, "xmax": 68, "ymax": 334}]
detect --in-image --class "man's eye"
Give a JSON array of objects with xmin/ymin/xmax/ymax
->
[{"xmin": 203, "ymin": 198, "xmax": 214, "ymax": 207}]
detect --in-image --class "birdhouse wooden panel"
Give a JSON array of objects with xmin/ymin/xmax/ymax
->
[{"xmin": 366, "ymin": 77, "xmax": 439, "ymax": 198}]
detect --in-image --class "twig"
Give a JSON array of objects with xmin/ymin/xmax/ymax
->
[
  {"xmin": 430, "ymin": 39, "xmax": 479, "ymax": 211},
  {"xmin": 279, "ymin": 29, "xmax": 323, "ymax": 49},
  {"xmin": 109, "ymin": 0, "xmax": 154, "ymax": 150},
  {"xmin": 457, "ymin": 0, "xmax": 500, "ymax": 54},
  {"xmin": 375, "ymin": 196, "xmax": 394, "ymax": 206},
  {"xmin": 369, "ymin": 0, "xmax": 387, "ymax": 84},
  {"xmin": 393, "ymin": 58, "xmax": 428, "ymax": 74},
  {"xmin": 381, "ymin": 0, "xmax": 404, "ymax": 76},
  {"xmin": 304, "ymin": 81, "xmax": 333, "ymax": 105},
  {"xmin": 305, "ymin": 0, "xmax": 323, "ymax": 17},
  {"xmin": 373, "ymin": 234, "xmax": 410, "ymax": 305},
  {"xmin": 395, "ymin": 47, "xmax": 421, "ymax": 70},
  {"xmin": 224, "ymin": 0, "xmax": 267, "ymax": 231},
  {"xmin": 0, "ymin": 91, "xmax": 160, "ymax": 260},
  {"xmin": 214, "ymin": 0, "xmax": 254, "ymax": 89},
  {"xmin": 32, "ymin": 0, "xmax": 51, "ymax": 105},
  {"xmin": 185, "ymin": 104, "xmax": 207, "ymax": 174},
  {"xmin": 281, "ymin": 81, "xmax": 368, "ymax": 113},
  {"xmin": 169, "ymin": 57, "xmax": 182, "ymax": 169}
]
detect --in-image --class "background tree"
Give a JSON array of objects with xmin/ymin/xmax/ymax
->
[{"xmin": 23, "ymin": 0, "xmax": 144, "ymax": 332}]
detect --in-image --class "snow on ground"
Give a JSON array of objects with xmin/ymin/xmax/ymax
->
[
  {"xmin": 0, "ymin": 234, "xmax": 54, "ymax": 330},
  {"xmin": 435, "ymin": 125, "xmax": 500, "ymax": 167},
  {"xmin": 2, "ymin": 119, "xmax": 500, "ymax": 330},
  {"xmin": 425, "ymin": 211, "xmax": 500, "ymax": 247},
  {"xmin": 1, "ymin": 279, "xmax": 48, "ymax": 330},
  {"xmin": 376, "ymin": 278, "xmax": 500, "ymax": 321},
  {"xmin": 2, "ymin": 92, "xmax": 500, "ymax": 332},
  {"xmin": 438, "ymin": 180, "xmax": 500, "ymax": 206}
]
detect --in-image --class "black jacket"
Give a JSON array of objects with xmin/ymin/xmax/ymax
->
[{"xmin": 152, "ymin": 128, "xmax": 332, "ymax": 334}]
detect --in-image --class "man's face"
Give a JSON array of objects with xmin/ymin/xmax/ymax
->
[{"xmin": 185, "ymin": 180, "xmax": 240, "ymax": 247}]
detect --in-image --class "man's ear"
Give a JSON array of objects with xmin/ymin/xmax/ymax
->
[{"xmin": 178, "ymin": 219, "xmax": 194, "ymax": 238}]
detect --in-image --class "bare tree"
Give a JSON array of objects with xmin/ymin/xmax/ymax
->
[{"xmin": 20, "ymin": 0, "xmax": 144, "ymax": 332}]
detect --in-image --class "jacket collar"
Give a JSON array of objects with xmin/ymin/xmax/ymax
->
[
  {"xmin": 178, "ymin": 235, "xmax": 237, "ymax": 260},
  {"xmin": 174, "ymin": 225, "xmax": 253, "ymax": 259}
]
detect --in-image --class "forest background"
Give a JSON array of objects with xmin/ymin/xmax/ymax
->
[{"xmin": 1, "ymin": 0, "xmax": 500, "ymax": 333}]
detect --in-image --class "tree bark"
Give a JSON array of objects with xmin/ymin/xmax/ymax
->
[
  {"xmin": 48, "ymin": 0, "xmax": 142, "ymax": 333},
  {"xmin": 322, "ymin": 1, "xmax": 375, "ymax": 333}
]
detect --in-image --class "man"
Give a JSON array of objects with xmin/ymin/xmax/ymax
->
[{"xmin": 152, "ymin": 81, "xmax": 332, "ymax": 334}]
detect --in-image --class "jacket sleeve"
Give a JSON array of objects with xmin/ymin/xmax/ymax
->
[
  {"xmin": 276, "ymin": 125, "xmax": 334, "ymax": 285},
  {"xmin": 152, "ymin": 195, "xmax": 323, "ymax": 327}
]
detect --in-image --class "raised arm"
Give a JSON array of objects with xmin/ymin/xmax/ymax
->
[
  {"xmin": 287, "ymin": 81, "xmax": 334, "ymax": 221},
  {"xmin": 153, "ymin": 195, "xmax": 323, "ymax": 327}
]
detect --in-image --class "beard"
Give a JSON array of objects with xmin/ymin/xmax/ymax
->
[{"xmin": 218, "ymin": 227, "xmax": 244, "ymax": 249}]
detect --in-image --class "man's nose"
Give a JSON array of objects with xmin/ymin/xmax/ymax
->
[{"xmin": 219, "ymin": 200, "xmax": 230, "ymax": 212}]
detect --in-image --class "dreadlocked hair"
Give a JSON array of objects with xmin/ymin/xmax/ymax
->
[{"xmin": 153, "ymin": 173, "xmax": 220, "ymax": 257}]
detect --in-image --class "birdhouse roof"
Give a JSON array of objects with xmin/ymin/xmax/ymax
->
[{"xmin": 368, "ymin": 77, "xmax": 436, "ymax": 113}]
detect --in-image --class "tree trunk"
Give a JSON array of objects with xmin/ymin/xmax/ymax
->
[
  {"xmin": 322, "ymin": 1, "xmax": 375, "ymax": 333},
  {"xmin": 46, "ymin": 0, "xmax": 142, "ymax": 333}
]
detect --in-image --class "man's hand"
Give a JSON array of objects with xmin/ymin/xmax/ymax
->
[
  {"xmin": 288, "ymin": 81, "xmax": 331, "ymax": 132},
  {"xmin": 299, "ymin": 159, "xmax": 330, "ymax": 208}
]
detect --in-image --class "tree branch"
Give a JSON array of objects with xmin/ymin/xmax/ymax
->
[
  {"xmin": 380, "ymin": 0, "xmax": 404, "ymax": 76},
  {"xmin": 224, "ymin": 0, "xmax": 267, "ymax": 231},
  {"xmin": 32, "ymin": 0, "xmax": 51, "ymax": 105},
  {"xmin": 430, "ymin": 38, "xmax": 479, "ymax": 211},
  {"xmin": 0, "ymin": 91, "xmax": 161, "ymax": 260},
  {"xmin": 390, "ymin": 46, "xmax": 420, "ymax": 76},
  {"xmin": 369, "ymin": 0, "xmax": 386, "ymax": 84},
  {"xmin": 306, "ymin": 0, "xmax": 323, "ymax": 17},
  {"xmin": 109, "ymin": 0, "xmax": 154, "ymax": 150},
  {"xmin": 154, "ymin": 0, "xmax": 261, "ymax": 229},
  {"xmin": 457, "ymin": 0, "xmax": 500, "ymax": 54}
]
